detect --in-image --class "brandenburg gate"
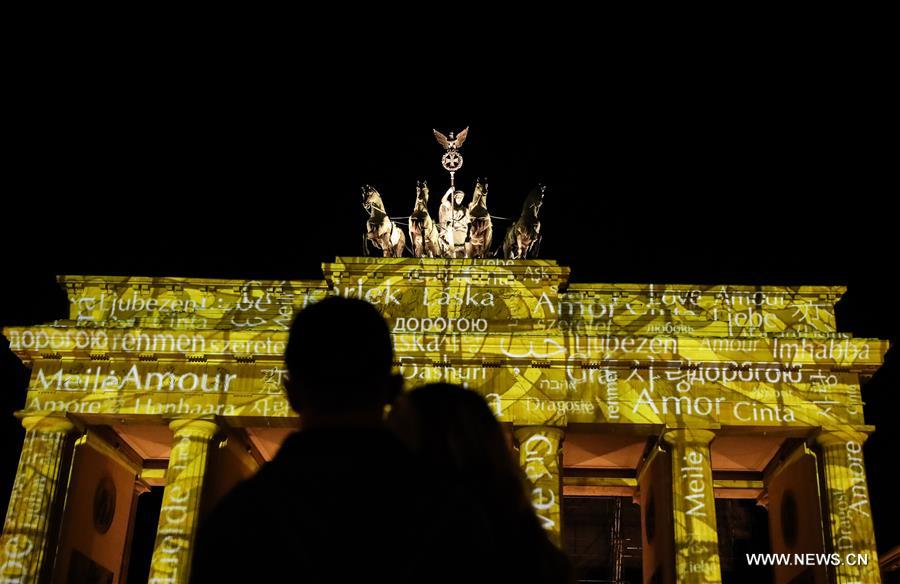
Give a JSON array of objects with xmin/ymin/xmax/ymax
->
[{"xmin": 0, "ymin": 257, "xmax": 889, "ymax": 582}]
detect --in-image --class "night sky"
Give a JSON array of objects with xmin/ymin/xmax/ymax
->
[{"xmin": 2, "ymin": 66, "xmax": 896, "ymax": 556}]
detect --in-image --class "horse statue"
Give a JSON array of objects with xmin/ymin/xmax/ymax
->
[
  {"xmin": 408, "ymin": 180, "xmax": 442, "ymax": 258},
  {"xmin": 362, "ymin": 185, "xmax": 406, "ymax": 257},
  {"xmin": 465, "ymin": 178, "xmax": 492, "ymax": 258},
  {"xmin": 502, "ymin": 184, "xmax": 545, "ymax": 259}
]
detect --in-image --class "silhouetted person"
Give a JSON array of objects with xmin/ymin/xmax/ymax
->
[
  {"xmin": 389, "ymin": 383, "xmax": 573, "ymax": 584},
  {"xmin": 191, "ymin": 297, "xmax": 418, "ymax": 583}
]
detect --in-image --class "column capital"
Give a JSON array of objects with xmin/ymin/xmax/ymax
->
[
  {"xmin": 513, "ymin": 425, "xmax": 565, "ymax": 443},
  {"xmin": 662, "ymin": 427, "xmax": 716, "ymax": 446},
  {"xmin": 811, "ymin": 427, "xmax": 871, "ymax": 447},
  {"xmin": 19, "ymin": 413, "xmax": 75, "ymax": 433},
  {"xmin": 168, "ymin": 418, "xmax": 219, "ymax": 439}
]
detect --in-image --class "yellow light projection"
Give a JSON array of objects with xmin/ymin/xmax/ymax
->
[
  {"xmin": 1, "ymin": 257, "xmax": 889, "ymax": 583},
  {"xmin": 6, "ymin": 259, "xmax": 885, "ymax": 432},
  {"xmin": 515, "ymin": 427, "xmax": 564, "ymax": 546},
  {"xmin": 664, "ymin": 428, "xmax": 721, "ymax": 583},
  {"xmin": 148, "ymin": 419, "xmax": 218, "ymax": 583},
  {"xmin": 814, "ymin": 430, "xmax": 881, "ymax": 583},
  {"xmin": 0, "ymin": 415, "xmax": 75, "ymax": 583}
]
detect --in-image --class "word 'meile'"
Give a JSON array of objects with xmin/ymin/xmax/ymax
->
[{"xmin": 34, "ymin": 365, "xmax": 237, "ymax": 393}]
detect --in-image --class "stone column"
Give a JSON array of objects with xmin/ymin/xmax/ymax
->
[
  {"xmin": 0, "ymin": 414, "xmax": 76, "ymax": 584},
  {"xmin": 148, "ymin": 419, "xmax": 218, "ymax": 584},
  {"xmin": 813, "ymin": 429, "xmax": 880, "ymax": 583},
  {"xmin": 514, "ymin": 426, "xmax": 564, "ymax": 547},
  {"xmin": 662, "ymin": 428, "xmax": 722, "ymax": 583}
]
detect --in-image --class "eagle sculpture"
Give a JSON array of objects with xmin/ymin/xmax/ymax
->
[{"xmin": 433, "ymin": 127, "xmax": 469, "ymax": 150}]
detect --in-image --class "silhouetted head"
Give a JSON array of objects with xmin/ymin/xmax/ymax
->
[
  {"xmin": 284, "ymin": 297, "xmax": 401, "ymax": 423},
  {"xmin": 388, "ymin": 383, "xmax": 571, "ymax": 579},
  {"xmin": 393, "ymin": 384, "xmax": 530, "ymax": 512}
]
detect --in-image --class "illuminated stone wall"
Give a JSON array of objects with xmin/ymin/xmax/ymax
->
[
  {"xmin": 1, "ymin": 257, "xmax": 888, "ymax": 583},
  {"xmin": 5, "ymin": 259, "xmax": 884, "ymax": 429}
]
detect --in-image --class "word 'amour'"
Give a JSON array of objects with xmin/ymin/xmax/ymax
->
[{"xmin": 36, "ymin": 365, "xmax": 237, "ymax": 393}]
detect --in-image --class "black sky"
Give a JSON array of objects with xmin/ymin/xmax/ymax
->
[{"xmin": 2, "ymin": 55, "xmax": 897, "ymax": 552}]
